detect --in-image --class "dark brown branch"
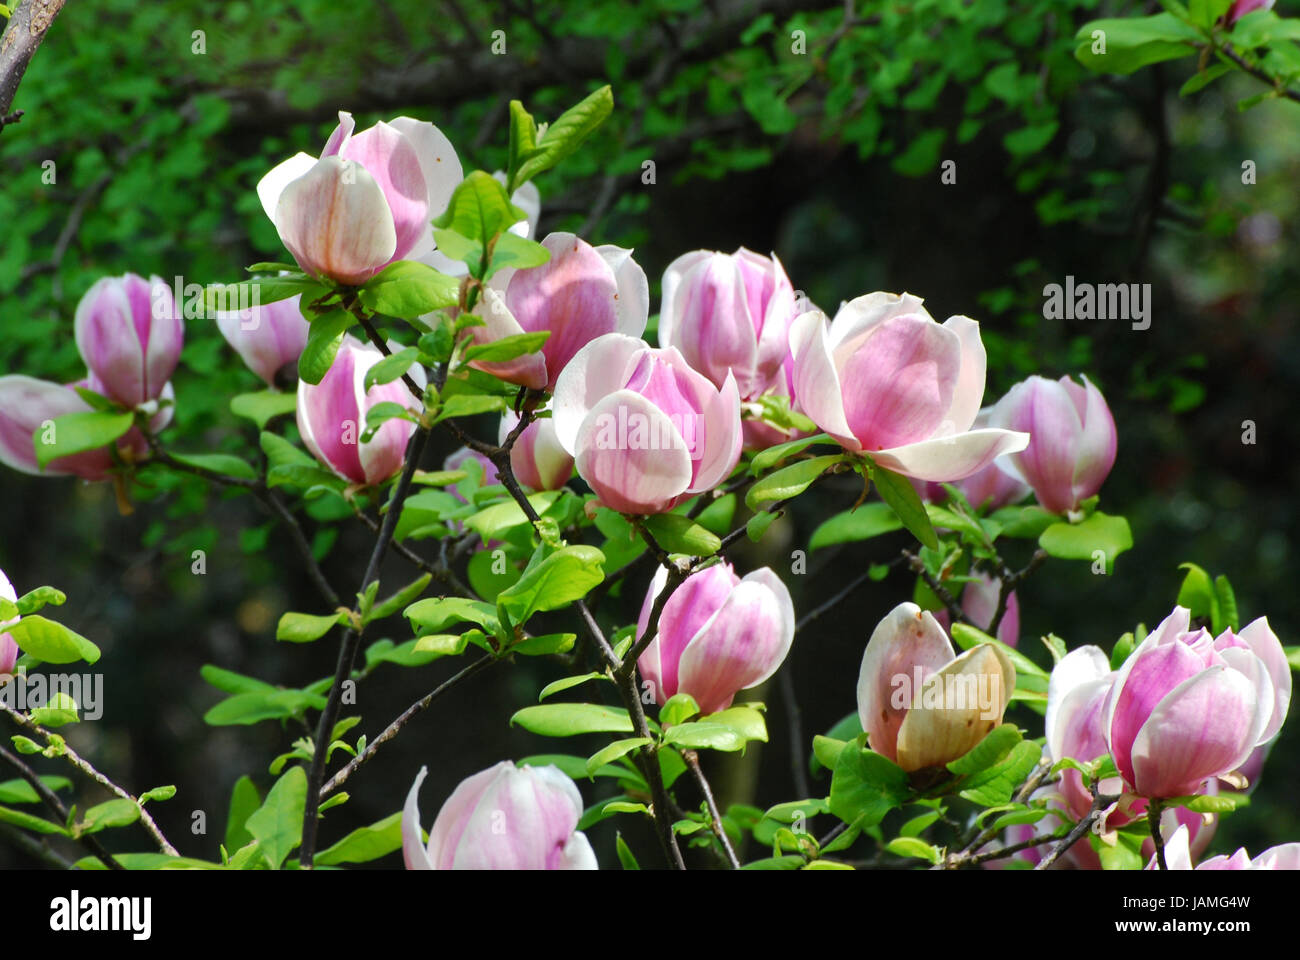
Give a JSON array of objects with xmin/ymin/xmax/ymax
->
[
  {"xmin": 683, "ymin": 750, "xmax": 740, "ymax": 869},
  {"xmin": 0, "ymin": 0, "xmax": 66, "ymax": 123}
]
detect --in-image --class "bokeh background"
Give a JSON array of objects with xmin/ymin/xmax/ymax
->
[{"xmin": 1, "ymin": 0, "xmax": 1297, "ymax": 867}]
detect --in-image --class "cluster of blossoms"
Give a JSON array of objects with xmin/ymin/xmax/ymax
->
[{"xmin": 3, "ymin": 104, "xmax": 1291, "ymax": 873}]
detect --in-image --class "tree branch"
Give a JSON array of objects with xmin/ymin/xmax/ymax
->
[{"xmin": 0, "ymin": 0, "xmax": 67, "ymax": 125}]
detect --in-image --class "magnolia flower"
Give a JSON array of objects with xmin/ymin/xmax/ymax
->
[
  {"xmin": 789, "ymin": 292, "xmax": 1028, "ymax": 481},
  {"xmin": 296, "ymin": 337, "xmax": 423, "ymax": 485},
  {"xmin": 74, "ymin": 274, "xmax": 183, "ymax": 408},
  {"xmin": 1044, "ymin": 645, "xmax": 1216, "ymax": 868},
  {"xmin": 636, "ymin": 563, "xmax": 795, "ymax": 715},
  {"xmin": 1154, "ymin": 823, "xmax": 1300, "ymax": 870},
  {"xmin": 857, "ymin": 602, "xmax": 1015, "ymax": 771},
  {"xmin": 257, "ymin": 111, "xmax": 463, "ymax": 284},
  {"xmin": 215, "ymin": 295, "xmax": 309, "ymax": 388},
  {"xmin": 0, "ymin": 376, "xmax": 172, "ymax": 480},
  {"xmin": 551, "ymin": 334, "xmax": 742, "ymax": 514},
  {"xmin": 987, "ymin": 374, "xmax": 1117, "ymax": 515},
  {"xmin": 658, "ymin": 248, "xmax": 799, "ymax": 402},
  {"xmin": 469, "ymin": 233, "xmax": 648, "ymax": 390},
  {"xmin": 402, "ymin": 762, "xmax": 596, "ymax": 870},
  {"xmin": 1103, "ymin": 607, "xmax": 1290, "ymax": 798},
  {"xmin": 499, "ymin": 411, "xmax": 572, "ymax": 491},
  {"xmin": 934, "ymin": 572, "xmax": 1020, "ymax": 648},
  {"xmin": 0, "ymin": 568, "xmax": 19, "ymax": 676}
]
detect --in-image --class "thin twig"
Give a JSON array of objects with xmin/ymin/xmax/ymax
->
[
  {"xmin": 683, "ymin": 750, "xmax": 740, "ymax": 869},
  {"xmin": 320, "ymin": 654, "xmax": 496, "ymax": 797},
  {"xmin": 0, "ymin": 742, "xmax": 121, "ymax": 869}
]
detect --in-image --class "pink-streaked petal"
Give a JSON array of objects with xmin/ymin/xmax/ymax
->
[
  {"xmin": 594, "ymin": 244, "xmax": 649, "ymax": 339},
  {"xmin": 658, "ymin": 250, "xmax": 714, "ymax": 352},
  {"xmin": 276, "ymin": 156, "xmax": 397, "ymax": 284},
  {"xmin": 1045, "ymin": 645, "xmax": 1111, "ymax": 763},
  {"xmin": 340, "ymin": 121, "xmax": 430, "ymax": 264},
  {"xmin": 994, "ymin": 378, "xmax": 1083, "ymax": 514},
  {"xmin": 789, "ymin": 310, "xmax": 858, "ymax": 450},
  {"xmin": 1108, "ymin": 639, "xmax": 1208, "ymax": 789},
  {"xmin": 402, "ymin": 766, "xmax": 434, "ymax": 870},
  {"xmin": 828, "ymin": 291, "xmax": 931, "ymax": 359},
  {"xmin": 939, "ymin": 315, "xmax": 987, "ymax": 435},
  {"xmin": 320, "ymin": 110, "xmax": 356, "ymax": 158},
  {"xmin": 1236, "ymin": 617, "xmax": 1291, "ymax": 743},
  {"xmin": 677, "ymin": 572, "xmax": 795, "ymax": 715},
  {"xmin": 256, "ymin": 152, "xmax": 317, "ymax": 224},
  {"xmin": 1253, "ymin": 843, "xmax": 1300, "ymax": 870},
  {"xmin": 296, "ymin": 339, "xmax": 366, "ymax": 483},
  {"xmin": 389, "ymin": 116, "xmax": 464, "ymax": 249},
  {"xmin": 644, "ymin": 563, "xmax": 738, "ymax": 704},
  {"xmin": 573, "ymin": 390, "xmax": 694, "ymax": 514},
  {"xmin": 551, "ymin": 334, "xmax": 647, "ymax": 454},
  {"xmin": 1129, "ymin": 666, "xmax": 1259, "ymax": 797},
  {"xmin": 428, "ymin": 762, "xmax": 510, "ymax": 869},
  {"xmin": 870, "ymin": 426, "xmax": 1030, "ymax": 483},
  {"xmin": 856, "ymin": 603, "xmax": 955, "ymax": 763},
  {"xmin": 839, "ymin": 313, "xmax": 961, "ymax": 450}
]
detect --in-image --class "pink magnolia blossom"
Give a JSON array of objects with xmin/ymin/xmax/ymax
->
[
  {"xmin": 296, "ymin": 337, "xmax": 423, "ymax": 485},
  {"xmin": 499, "ymin": 411, "xmax": 572, "ymax": 491},
  {"xmin": 550, "ymin": 334, "xmax": 742, "ymax": 514},
  {"xmin": 1153, "ymin": 823, "xmax": 1300, "ymax": 870},
  {"xmin": 0, "ymin": 568, "xmax": 19, "ymax": 676},
  {"xmin": 402, "ymin": 762, "xmax": 596, "ymax": 870},
  {"xmin": 257, "ymin": 111, "xmax": 463, "ymax": 284},
  {"xmin": 636, "ymin": 563, "xmax": 795, "ymax": 715},
  {"xmin": 857, "ymin": 602, "xmax": 1016, "ymax": 771},
  {"xmin": 789, "ymin": 292, "xmax": 1028, "ymax": 481},
  {"xmin": 215, "ymin": 295, "xmax": 309, "ymax": 387},
  {"xmin": 1103, "ymin": 607, "xmax": 1290, "ymax": 798},
  {"xmin": 469, "ymin": 233, "xmax": 648, "ymax": 390},
  {"xmin": 987, "ymin": 374, "xmax": 1117, "ymax": 515},
  {"xmin": 74, "ymin": 274, "xmax": 183, "ymax": 408}
]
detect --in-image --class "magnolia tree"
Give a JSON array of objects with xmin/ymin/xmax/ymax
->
[{"xmin": 0, "ymin": 43, "xmax": 1297, "ymax": 872}]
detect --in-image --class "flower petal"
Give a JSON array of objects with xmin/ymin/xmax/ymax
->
[
  {"xmin": 276, "ymin": 156, "xmax": 397, "ymax": 284},
  {"xmin": 573, "ymin": 390, "xmax": 694, "ymax": 514},
  {"xmin": 870, "ymin": 427, "xmax": 1030, "ymax": 483}
]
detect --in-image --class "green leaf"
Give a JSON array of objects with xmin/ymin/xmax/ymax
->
[
  {"xmin": 872, "ymin": 463, "xmax": 938, "ymax": 549},
  {"xmin": 496, "ymin": 546, "xmax": 605, "ymax": 622},
  {"xmin": 462, "ymin": 331, "xmax": 550, "ymax": 365},
  {"xmin": 949, "ymin": 623, "xmax": 1047, "ymax": 679},
  {"xmin": 464, "ymin": 491, "xmax": 562, "ymax": 540},
  {"xmin": 510, "ymin": 703, "xmax": 634, "ymax": 737},
  {"xmin": 245, "ymin": 766, "xmax": 307, "ymax": 870},
  {"xmin": 510, "ymin": 632, "xmax": 576, "ymax": 656},
  {"xmin": 746, "ymin": 509, "xmax": 780, "ymax": 542},
  {"xmin": 514, "ymin": 85, "xmax": 615, "ymax": 187},
  {"xmin": 1003, "ymin": 121, "xmax": 1059, "ymax": 156},
  {"xmin": 367, "ymin": 574, "xmax": 433, "ymax": 624},
  {"xmin": 539, "ymin": 672, "xmax": 608, "ymax": 701},
  {"xmin": 746, "ymin": 454, "xmax": 844, "ymax": 509},
  {"xmin": 357, "ymin": 261, "xmax": 459, "ymax": 318},
  {"xmin": 485, "ymin": 232, "xmax": 551, "ymax": 279},
  {"xmin": 363, "ymin": 347, "xmax": 421, "ymax": 391},
  {"xmin": 885, "ymin": 836, "xmax": 942, "ymax": 864},
  {"xmin": 1165, "ymin": 792, "xmax": 1250, "ymax": 814},
  {"xmin": 585, "ymin": 738, "xmax": 652, "ymax": 777},
  {"xmin": 203, "ymin": 689, "xmax": 326, "ymax": 726},
  {"xmin": 706, "ymin": 706, "xmax": 769, "ymax": 745},
  {"xmin": 828, "ymin": 746, "xmax": 910, "ymax": 828},
  {"xmin": 298, "ymin": 309, "xmax": 354, "ymax": 385},
  {"xmin": 506, "ymin": 100, "xmax": 539, "ymax": 192},
  {"xmin": 0, "ymin": 804, "xmax": 70, "ymax": 835},
  {"xmin": 7, "ymin": 616, "xmax": 101, "ymax": 665},
  {"xmin": 404, "ymin": 597, "xmax": 501, "ymax": 636},
  {"xmin": 276, "ymin": 610, "xmax": 345, "ymax": 643},
  {"xmin": 201, "ymin": 664, "xmax": 275, "ymax": 696},
  {"xmin": 809, "ymin": 503, "xmax": 904, "ymax": 551},
  {"xmin": 812, "ymin": 735, "xmax": 849, "ymax": 774},
  {"xmin": 230, "ymin": 390, "xmax": 298, "ymax": 429},
  {"xmin": 1073, "ymin": 14, "xmax": 1200, "ymax": 75},
  {"xmin": 433, "ymin": 394, "xmax": 508, "ymax": 423},
  {"xmin": 1214, "ymin": 575, "xmax": 1239, "ymax": 633},
  {"xmin": 946, "ymin": 723, "xmax": 1022, "ymax": 776},
  {"xmin": 168, "ymin": 452, "xmax": 258, "ymax": 480},
  {"xmin": 988, "ymin": 505, "xmax": 1059, "ymax": 538},
  {"xmin": 13, "ymin": 586, "xmax": 65, "ymax": 616},
  {"xmin": 35, "ymin": 411, "xmax": 133, "ymax": 470},
  {"xmin": 958, "ymin": 740, "xmax": 1042, "ymax": 807},
  {"xmin": 314, "ymin": 811, "xmax": 404, "ymax": 866},
  {"xmin": 1179, "ymin": 62, "xmax": 1232, "ymax": 96},
  {"xmin": 0, "ymin": 775, "xmax": 71, "ymax": 804},
  {"xmin": 661, "ymin": 721, "xmax": 752, "ymax": 752},
  {"xmin": 642, "ymin": 514, "xmax": 721, "ymax": 557},
  {"xmin": 1111, "ymin": 632, "xmax": 1137, "ymax": 671},
  {"xmin": 78, "ymin": 798, "xmax": 141, "ymax": 836},
  {"xmin": 224, "ymin": 777, "xmax": 261, "ymax": 853},
  {"xmin": 433, "ymin": 171, "xmax": 524, "ymax": 253},
  {"xmin": 749, "ymin": 433, "xmax": 833, "ymax": 474},
  {"xmin": 29, "ymin": 692, "xmax": 79, "ymax": 727},
  {"xmin": 659, "ymin": 694, "xmax": 700, "ymax": 728},
  {"xmin": 1038, "ymin": 512, "xmax": 1133, "ymax": 572},
  {"xmin": 615, "ymin": 832, "xmax": 640, "ymax": 870},
  {"xmin": 140, "ymin": 785, "xmax": 176, "ymax": 804},
  {"xmin": 1176, "ymin": 562, "xmax": 1218, "ymax": 627},
  {"xmin": 205, "ymin": 275, "xmax": 324, "ymax": 311}
]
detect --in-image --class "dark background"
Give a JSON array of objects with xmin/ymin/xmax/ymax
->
[{"xmin": 1, "ymin": 0, "xmax": 1297, "ymax": 866}]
